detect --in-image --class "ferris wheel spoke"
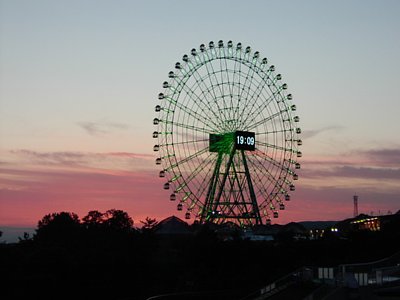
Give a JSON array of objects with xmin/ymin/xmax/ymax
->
[
  {"xmin": 175, "ymin": 151, "xmax": 215, "ymax": 193},
  {"xmin": 256, "ymin": 128, "xmax": 292, "ymax": 135},
  {"xmin": 247, "ymin": 152, "xmax": 277, "ymax": 180},
  {"xmin": 223, "ymin": 57, "xmax": 236, "ymax": 123},
  {"xmin": 203, "ymin": 56, "xmax": 230, "ymax": 123},
  {"xmin": 249, "ymin": 154, "xmax": 290, "ymax": 199},
  {"xmin": 167, "ymin": 94, "xmax": 222, "ymax": 132},
  {"xmin": 165, "ymin": 120, "xmax": 213, "ymax": 134},
  {"xmin": 242, "ymin": 96, "xmax": 279, "ymax": 129},
  {"xmin": 220, "ymin": 58, "xmax": 240, "ymax": 129},
  {"xmin": 237, "ymin": 65, "xmax": 260, "ymax": 129},
  {"xmin": 190, "ymin": 53, "xmax": 226, "ymax": 119},
  {"xmin": 192, "ymin": 162, "xmax": 215, "ymax": 207},
  {"xmin": 218, "ymin": 56, "xmax": 236, "ymax": 125},
  {"xmin": 256, "ymin": 141, "xmax": 293, "ymax": 153},
  {"xmin": 237, "ymin": 53, "xmax": 255, "ymax": 103},
  {"xmin": 176, "ymin": 60, "xmax": 225, "ymax": 129},
  {"xmin": 164, "ymin": 146, "xmax": 209, "ymax": 171},
  {"xmin": 232, "ymin": 54, "xmax": 243, "ymax": 129},
  {"xmin": 246, "ymin": 108, "xmax": 289, "ymax": 131},
  {"xmin": 160, "ymin": 138, "xmax": 207, "ymax": 151},
  {"xmin": 177, "ymin": 79, "xmax": 225, "ymax": 131},
  {"xmin": 245, "ymin": 156, "xmax": 270, "ymax": 191},
  {"xmin": 246, "ymin": 155, "xmax": 282, "ymax": 202},
  {"xmin": 226, "ymin": 59, "xmax": 241, "ymax": 125},
  {"xmin": 177, "ymin": 87, "xmax": 223, "ymax": 131},
  {"xmin": 235, "ymin": 60, "xmax": 257, "ymax": 129},
  {"xmin": 252, "ymin": 150, "xmax": 293, "ymax": 178},
  {"xmin": 240, "ymin": 68, "xmax": 280, "ymax": 128},
  {"xmin": 218, "ymin": 51, "xmax": 227, "ymax": 104},
  {"xmin": 236, "ymin": 75, "xmax": 266, "ymax": 129}
]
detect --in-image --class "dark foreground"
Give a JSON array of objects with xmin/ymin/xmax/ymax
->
[
  {"xmin": 1, "ymin": 230, "xmax": 399, "ymax": 300},
  {"xmin": 1, "ymin": 210, "xmax": 400, "ymax": 300}
]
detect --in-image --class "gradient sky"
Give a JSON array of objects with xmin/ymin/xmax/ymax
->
[{"xmin": 1, "ymin": 0, "xmax": 400, "ymax": 230}]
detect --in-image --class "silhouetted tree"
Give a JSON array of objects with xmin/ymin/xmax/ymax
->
[
  {"xmin": 34, "ymin": 211, "xmax": 81, "ymax": 245},
  {"xmin": 18, "ymin": 232, "xmax": 31, "ymax": 243},
  {"xmin": 140, "ymin": 217, "xmax": 158, "ymax": 230},
  {"xmin": 82, "ymin": 210, "xmax": 104, "ymax": 228},
  {"xmin": 37, "ymin": 211, "xmax": 80, "ymax": 228},
  {"xmin": 104, "ymin": 209, "xmax": 134, "ymax": 232}
]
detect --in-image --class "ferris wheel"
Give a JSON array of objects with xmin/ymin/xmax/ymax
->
[{"xmin": 153, "ymin": 40, "xmax": 302, "ymax": 226}]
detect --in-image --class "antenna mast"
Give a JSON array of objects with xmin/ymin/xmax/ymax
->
[{"xmin": 353, "ymin": 194, "xmax": 359, "ymax": 217}]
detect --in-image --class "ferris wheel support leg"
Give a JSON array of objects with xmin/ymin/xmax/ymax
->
[
  {"xmin": 201, "ymin": 152, "xmax": 223, "ymax": 223},
  {"xmin": 211, "ymin": 147, "xmax": 237, "ymax": 215},
  {"xmin": 241, "ymin": 150, "xmax": 263, "ymax": 225}
]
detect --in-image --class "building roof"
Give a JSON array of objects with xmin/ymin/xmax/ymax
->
[{"xmin": 154, "ymin": 215, "xmax": 191, "ymax": 235}]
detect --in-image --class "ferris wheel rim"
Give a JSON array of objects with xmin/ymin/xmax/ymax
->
[{"xmin": 154, "ymin": 40, "xmax": 301, "ymax": 224}]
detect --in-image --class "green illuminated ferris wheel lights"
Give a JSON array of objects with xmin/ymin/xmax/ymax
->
[{"xmin": 153, "ymin": 40, "xmax": 302, "ymax": 226}]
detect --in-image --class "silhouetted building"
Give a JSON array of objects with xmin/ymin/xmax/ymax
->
[
  {"xmin": 154, "ymin": 215, "xmax": 191, "ymax": 236},
  {"xmin": 331, "ymin": 212, "xmax": 400, "ymax": 236},
  {"xmin": 351, "ymin": 216, "xmax": 380, "ymax": 231}
]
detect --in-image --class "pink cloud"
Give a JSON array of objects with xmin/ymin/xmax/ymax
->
[{"xmin": 105, "ymin": 152, "xmax": 154, "ymax": 158}]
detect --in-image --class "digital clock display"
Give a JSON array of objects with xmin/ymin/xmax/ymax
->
[
  {"xmin": 209, "ymin": 131, "xmax": 255, "ymax": 152},
  {"xmin": 235, "ymin": 131, "xmax": 255, "ymax": 151}
]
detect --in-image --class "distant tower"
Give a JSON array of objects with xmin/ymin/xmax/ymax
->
[{"xmin": 353, "ymin": 195, "xmax": 359, "ymax": 217}]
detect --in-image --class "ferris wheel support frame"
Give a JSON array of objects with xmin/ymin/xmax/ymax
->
[{"xmin": 200, "ymin": 146, "xmax": 262, "ymax": 225}]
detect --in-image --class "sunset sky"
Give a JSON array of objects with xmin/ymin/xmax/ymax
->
[{"xmin": 1, "ymin": 0, "xmax": 400, "ymax": 232}]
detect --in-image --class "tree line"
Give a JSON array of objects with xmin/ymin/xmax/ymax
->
[{"xmin": 1, "ymin": 209, "xmax": 400, "ymax": 300}]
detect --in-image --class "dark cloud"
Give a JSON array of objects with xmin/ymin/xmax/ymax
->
[
  {"xmin": 335, "ymin": 166, "xmax": 400, "ymax": 180},
  {"xmin": 302, "ymin": 126, "xmax": 343, "ymax": 139},
  {"xmin": 299, "ymin": 145, "xmax": 400, "ymax": 181},
  {"xmin": 362, "ymin": 148, "xmax": 400, "ymax": 166},
  {"xmin": 77, "ymin": 121, "xmax": 129, "ymax": 136},
  {"xmin": 10, "ymin": 149, "xmax": 154, "ymax": 170},
  {"xmin": 78, "ymin": 122, "xmax": 107, "ymax": 135},
  {"xmin": 301, "ymin": 165, "xmax": 400, "ymax": 180},
  {"xmin": 11, "ymin": 150, "xmax": 86, "ymax": 165}
]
